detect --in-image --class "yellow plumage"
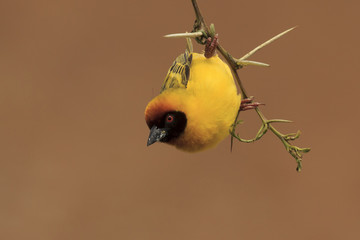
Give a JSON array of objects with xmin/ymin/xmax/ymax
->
[{"xmin": 145, "ymin": 51, "xmax": 241, "ymax": 152}]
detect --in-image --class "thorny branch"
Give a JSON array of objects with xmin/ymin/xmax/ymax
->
[{"xmin": 165, "ymin": 0, "xmax": 310, "ymax": 172}]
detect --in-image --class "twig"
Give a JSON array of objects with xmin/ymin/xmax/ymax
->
[{"xmin": 165, "ymin": 0, "xmax": 310, "ymax": 172}]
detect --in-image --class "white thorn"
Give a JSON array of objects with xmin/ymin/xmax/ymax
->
[
  {"xmin": 239, "ymin": 26, "xmax": 297, "ymax": 61},
  {"xmin": 238, "ymin": 60, "xmax": 270, "ymax": 67},
  {"xmin": 164, "ymin": 31, "xmax": 203, "ymax": 38}
]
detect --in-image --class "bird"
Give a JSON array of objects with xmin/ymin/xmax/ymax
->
[{"xmin": 144, "ymin": 37, "xmax": 244, "ymax": 152}]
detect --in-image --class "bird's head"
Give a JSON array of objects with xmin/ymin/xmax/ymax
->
[{"xmin": 145, "ymin": 92, "xmax": 187, "ymax": 147}]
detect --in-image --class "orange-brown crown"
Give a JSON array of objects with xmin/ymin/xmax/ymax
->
[{"xmin": 145, "ymin": 92, "xmax": 182, "ymax": 129}]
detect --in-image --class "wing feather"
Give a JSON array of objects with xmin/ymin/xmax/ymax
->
[{"xmin": 160, "ymin": 50, "xmax": 193, "ymax": 92}]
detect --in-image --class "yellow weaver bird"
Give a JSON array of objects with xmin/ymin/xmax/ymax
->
[{"xmin": 145, "ymin": 37, "xmax": 246, "ymax": 152}]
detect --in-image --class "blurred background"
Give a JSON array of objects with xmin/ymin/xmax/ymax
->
[{"xmin": 0, "ymin": 0, "xmax": 359, "ymax": 239}]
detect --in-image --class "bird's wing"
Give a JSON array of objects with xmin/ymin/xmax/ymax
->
[{"xmin": 160, "ymin": 50, "xmax": 193, "ymax": 93}]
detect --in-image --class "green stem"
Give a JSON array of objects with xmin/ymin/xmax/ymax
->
[{"xmin": 189, "ymin": 0, "xmax": 310, "ymax": 171}]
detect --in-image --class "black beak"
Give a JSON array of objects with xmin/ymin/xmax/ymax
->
[{"xmin": 147, "ymin": 126, "xmax": 168, "ymax": 146}]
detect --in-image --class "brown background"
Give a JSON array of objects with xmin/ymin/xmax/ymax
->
[{"xmin": 0, "ymin": 0, "xmax": 359, "ymax": 239}]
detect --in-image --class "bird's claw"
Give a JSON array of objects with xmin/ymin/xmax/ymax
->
[
  {"xmin": 240, "ymin": 97, "xmax": 264, "ymax": 111},
  {"xmin": 204, "ymin": 34, "xmax": 218, "ymax": 58}
]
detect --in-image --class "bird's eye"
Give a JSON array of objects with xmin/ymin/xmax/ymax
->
[{"xmin": 166, "ymin": 115, "xmax": 174, "ymax": 123}]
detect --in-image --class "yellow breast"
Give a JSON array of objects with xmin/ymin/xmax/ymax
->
[{"xmin": 175, "ymin": 53, "xmax": 241, "ymax": 151}]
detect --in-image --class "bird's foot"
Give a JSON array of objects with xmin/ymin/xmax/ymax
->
[
  {"xmin": 240, "ymin": 97, "xmax": 264, "ymax": 111},
  {"xmin": 204, "ymin": 34, "xmax": 218, "ymax": 58}
]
